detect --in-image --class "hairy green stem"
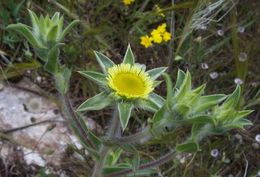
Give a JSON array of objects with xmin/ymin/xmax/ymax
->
[
  {"xmin": 59, "ymin": 92, "xmax": 95, "ymax": 148},
  {"xmin": 91, "ymin": 108, "xmax": 120, "ymax": 177},
  {"xmin": 104, "ymin": 150, "xmax": 175, "ymax": 177}
]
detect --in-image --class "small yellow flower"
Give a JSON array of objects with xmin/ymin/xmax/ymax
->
[
  {"xmin": 122, "ymin": 0, "xmax": 134, "ymax": 5},
  {"xmin": 157, "ymin": 23, "xmax": 167, "ymax": 33},
  {"xmin": 140, "ymin": 35, "xmax": 153, "ymax": 48},
  {"xmin": 151, "ymin": 30, "xmax": 163, "ymax": 43},
  {"xmin": 107, "ymin": 63, "xmax": 154, "ymax": 99},
  {"xmin": 163, "ymin": 31, "xmax": 171, "ymax": 42}
]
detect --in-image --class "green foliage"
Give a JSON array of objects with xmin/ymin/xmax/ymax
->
[
  {"xmin": 7, "ymin": 10, "xmax": 79, "ymax": 73},
  {"xmin": 0, "ymin": 0, "xmax": 25, "ymax": 48},
  {"xmin": 147, "ymin": 71, "xmax": 252, "ymax": 153}
]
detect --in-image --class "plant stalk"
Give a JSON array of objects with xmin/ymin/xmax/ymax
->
[{"xmin": 91, "ymin": 108, "xmax": 120, "ymax": 177}]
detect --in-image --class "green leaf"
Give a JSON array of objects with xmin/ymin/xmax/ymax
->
[
  {"xmin": 174, "ymin": 103, "xmax": 190, "ymax": 116},
  {"xmin": 38, "ymin": 15, "xmax": 46, "ymax": 34},
  {"xmin": 149, "ymin": 93, "xmax": 165, "ymax": 108},
  {"xmin": 28, "ymin": 9, "xmax": 40, "ymax": 36},
  {"xmin": 94, "ymin": 51, "xmax": 115, "ymax": 73},
  {"xmin": 47, "ymin": 25, "xmax": 58, "ymax": 42},
  {"xmin": 147, "ymin": 67, "xmax": 167, "ymax": 80},
  {"xmin": 162, "ymin": 73, "xmax": 173, "ymax": 105},
  {"xmin": 77, "ymin": 92, "xmax": 113, "ymax": 112},
  {"xmin": 152, "ymin": 104, "xmax": 171, "ymax": 124},
  {"xmin": 105, "ymin": 148, "xmax": 122, "ymax": 166},
  {"xmin": 51, "ymin": 12, "xmax": 60, "ymax": 23},
  {"xmin": 59, "ymin": 19, "xmax": 80, "ymax": 41},
  {"xmin": 136, "ymin": 99, "xmax": 160, "ymax": 112},
  {"xmin": 225, "ymin": 118, "xmax": 252, "ymax": 129},
  {"xmin": 6, "ymin": 23, "xmax": 45, "ymax": 48},
  {"xmin": 233, "ymin": 110, "xmax": 254, "ymax": 120},
  {"xmin": 153, "ymin": 80, "xmax": 163, "ymax": 87},
  {"xmin": 175, "ymin": 69, "xmax": 186, "ymax": 89},
  {"xmin": 199, "ymin": 94, "xmax": 227, "ymax": 103},
  {"xmin": 176, "ymin": 71, "xmax": 191, "ymax": 101},
  {"xmin": 78, "ymin": 70, "xmax": 107, "ymax": 86},
  {"xmin": 192, "ymin": 84, "xmax": 205, "ymax": 95},
  {"xmin": 118, "ymin": 102, "xmax": 134, "ymax": 130},
  {"xmin": 194, "ymin": 94, "xmax": 227, "ymax": 113},
  {"xmin": 176, "ymin": 141, "xmax": 199, "ymax": 152},
  {"xmin": 223, "ymin": 85, "xmax": 241, "ymax": 109},
  {"xmin": 123, "ymin": 44, "xmax": 135, "ymax": 65},
  {"xmin": 186, "ymin": 115, "xmax": 215, "ymax": 125}
]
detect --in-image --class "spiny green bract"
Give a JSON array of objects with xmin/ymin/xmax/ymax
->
[{"xmin": 150, "ymin": 70, "xmax": 252, "ymax": 153}]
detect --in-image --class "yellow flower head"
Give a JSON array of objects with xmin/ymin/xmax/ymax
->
[
  {"xmin": 140, "ymin": 35, "xmax": 153, "ymax": 48},
  {"xmin": 122, "ymin": 0, "xmax": 134, "ymax": 5},
  {"xmin": 157, "ymin": 23, "xmax": 167, "ymax": 33},
  {"xmin": 163, "ymin": 31, "xmax": 171, "ymax": 42},
  {"xmin": 151, "ymin": 29, "xmax": 163, "ymax": 43},
  {"xmin": 107, "ymin": 63, "xmax": 154, "ymax": 99}
]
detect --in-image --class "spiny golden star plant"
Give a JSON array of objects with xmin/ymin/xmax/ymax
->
[
  {"xmin": 77, "ymin": 45, "xmax": 166, "ymax": 130},
  {"xmin": 6, "ymin": 10, "xmax": 254, "ymax": 177}
]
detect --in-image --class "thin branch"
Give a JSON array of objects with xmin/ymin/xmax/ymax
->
[{"xmin": 1, "ymin": 118, "xmax": 63, "ymax": 134}]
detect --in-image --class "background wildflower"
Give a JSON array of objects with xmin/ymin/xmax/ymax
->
[
  {"xmin": 151, "ymin": 31, "xmax": 163, "ymax": 43},
  {"xmin": 140, "ymin": 23, "xmax": 172, "ymax": 47},
  {"xmin": 163, "ymin": 31, "xmax": 171, "ymax": 42},
  {"xmin": 122, "ymin": 0, "xmax": 134, "ymax": 5},
  {"xmin": 140, "ymin": 35, "xmax": 152, "ymax": 48}
]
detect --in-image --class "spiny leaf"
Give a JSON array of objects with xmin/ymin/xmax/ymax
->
[
  {"xmin": 118, "ymin": 102, "xmax": 134, "ymax": 131},
  {"xmin": 59, "ymin": 19, "xmax": 80, "ymax": 41},
  {"xmin": 77, "ymin": 92, "xmax": 113, "ymax": 112},
  {"xmin": 147, "ymin": 67, "xmax": 167, "ymax": 80},
  {"xmin": 123, "ymin": 44, "xmax": 135, "ymax": 65},
  {"xmin": 78, "ymin": 70, "xmax": 107, "ymax": 86},
  {"xmin": 94, "ymin": 51, "xmax": 115, "ymax": 73}
]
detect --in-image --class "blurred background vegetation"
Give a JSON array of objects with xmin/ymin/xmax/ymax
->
[{"xmin": 0, "ymin": 0, "xmax": 259, "ymax": 176}]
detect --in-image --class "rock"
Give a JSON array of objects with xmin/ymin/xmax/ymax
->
[{"xmin": 0, "ymin": 79, "xmax": 99, "ymax": 167}]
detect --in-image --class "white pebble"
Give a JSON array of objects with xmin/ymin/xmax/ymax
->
[
  {"xmin": 210, "ymin": 149, "xmax": 219, "ymax": 157},
  {"xmin": 201, "ymin": 63, "xmax": 209, "ymax": 70},
  {"xmin": 24, "ymin": 151, "xmax": 46, "ymax": 166},
  {"xmin": 238, "ymin": 52, "xmax": 247, "ymax": 62},
  {"xmin": 209, "ymin": 72, "xmax": 219, "ymax": 79},
  {"xmin": 36, "ymin": 76, "xmax": 42, "ymax": 82},
  {"xmin": 237, "ymin": 26, "xmax": 245, "ymax": 33},
  {"xmin": 234, "ymin": 78, "xmax": 243, "ymax": 85},
  {"xmin": 217, "ymin": 29, "xmax": 224, "ymax": 36}
]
